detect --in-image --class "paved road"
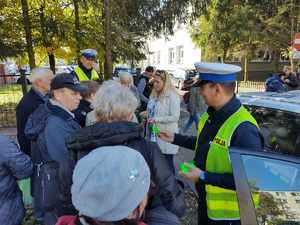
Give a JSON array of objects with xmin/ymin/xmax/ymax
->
[{"xmin": 173, "ymin": 103, "xmax": 198, "ymax": 192}]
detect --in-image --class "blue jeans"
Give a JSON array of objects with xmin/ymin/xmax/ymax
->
[{"xmin": 183, "ymin": 112, "xmax": 201, "ymax": 133}]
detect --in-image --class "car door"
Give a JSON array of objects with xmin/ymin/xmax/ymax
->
[{"xmin": 230, "ymin": 148, "xmax": 300, "ymax": 225}]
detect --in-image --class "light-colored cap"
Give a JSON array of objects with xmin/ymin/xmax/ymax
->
[
  {"xmin": 194, "ymin": 62, "xmax": 241, "ymax": 83},
  {"xmin": 80, "ymin": 49, "xmax": 97, "ymax": 59},
  {"xmin": 71, "ymin": 146, "xmax": 150, "ymax": 221}
]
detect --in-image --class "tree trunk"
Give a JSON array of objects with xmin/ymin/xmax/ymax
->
[
  {"xmin": 73, "ymin": 0, "xmax": 81, "ymax": 58},
  {"xmin": 39, "ymin": 5, "xmax": 56, "ymax": 73},
  {"xmin": 20, "ymin": 0, "xmax": 36, "ymax": 69},
  {"xmin": 104, "ymin": 0, "xmax": 113, "ymax": 80},
  {"xmin": 48, "ymin": 53, "xmax": 56, "ymax": 74}
]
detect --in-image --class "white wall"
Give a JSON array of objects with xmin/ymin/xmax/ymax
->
[{"xmin": 142, "ymin": 24, "xmax": 201, "ymax": 71}]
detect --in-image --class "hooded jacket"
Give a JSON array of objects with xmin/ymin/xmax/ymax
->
[
  {"xmin": 0, "ymin": 135, "xmax": 33, "ymax": 225},
  {"xmin": 66, "ymin": 121, "xmax": 186, "ymax": 217},
  {"xmin": 25, "ymin": 101, "xmax": 81, "ymax": 216}
]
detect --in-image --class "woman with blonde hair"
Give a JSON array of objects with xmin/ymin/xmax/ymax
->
[{"xmin": 147, "ymin": 70, "xmax": 180, "ymax": 173}]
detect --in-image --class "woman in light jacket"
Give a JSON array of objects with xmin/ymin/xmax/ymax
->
[{"xmin": 147, "ymin": 70, "xmax": 180, "ymax": 173}]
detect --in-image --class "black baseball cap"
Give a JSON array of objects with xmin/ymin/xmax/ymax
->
[{"xmin": 51, "ymin": 73, "xmax": 87, "ymax": 93}]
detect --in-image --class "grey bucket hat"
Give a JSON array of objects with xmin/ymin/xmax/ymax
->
[{"xmin": 71, "ymin": 146, "xmax": 150, "ymax": 221}]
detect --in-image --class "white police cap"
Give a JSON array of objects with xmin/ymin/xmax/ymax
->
[
  {"xmin": 194, "ymin": 62, "xmax": 241, "ymax": 83},
  {"xmin": 80, "ymin": 49, "xmax": 97, "ymax": 59}
]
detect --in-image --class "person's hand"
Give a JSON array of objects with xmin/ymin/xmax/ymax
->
[
  {"xmin": 179, "ymin": 163, "xmax": 202, "ymax": 183},
  {"xmin": 148, "ymin": 118, "xmax": 156, "ymax": 124},
  {"xmin": 159, "ymin": 131, "xmax": 174, "ymax": 143},
  {"xmin": 139, "ymin": 111, "xmax": 147, "ymax": 117}
]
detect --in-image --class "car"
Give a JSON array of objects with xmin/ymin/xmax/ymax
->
[
  {"xmin": 113, "ymin": 66, "xmax": 130, "ymax": 77},
  {"xmin": 238, "ymin": 90, "xmax": 300, "ymax": 156},
  {"xmin": 168, "ymin": 69, "xmax": 197, "ymax": 89},
  {"xmin": 231, "ymin": 90, "xmax": 300, "ymax": 225}
]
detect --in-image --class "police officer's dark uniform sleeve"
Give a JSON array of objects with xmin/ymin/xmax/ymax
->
[
  {"xmin": 173, "ymin": 133, "xmax": 197, "ymax": 150},
  {"xmin": 203, "ymin": 122, "xmax": 264, "ymax": 190}
]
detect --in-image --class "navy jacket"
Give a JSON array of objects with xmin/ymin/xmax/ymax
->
[
  {"xmin": 16, "ymin": 88, "xmax": 46, "ymax": 155},
  {"xmin": 173, "ymin": 96, "xmax": 263, "ymax": 223},
  {"xmin": 0, "ymin": 135, "xmax": 33, "ymax": 225},
  {"xmin": 25, "ymin": 101, "xmax": 81, "ymax": 215}
]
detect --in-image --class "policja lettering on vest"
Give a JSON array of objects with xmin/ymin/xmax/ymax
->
[
  {"xmin": 73, "ymin": 49, "xmax": 101, "ymax": 81},
  {"xmin": 159, "ymin": 62, "xmax": 263, "ymax": 225}
]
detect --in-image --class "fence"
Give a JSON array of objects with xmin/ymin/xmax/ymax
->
[
  {"xmin": 0, "ymin": 74, "xmax": 26, "ymax": 127},
  {"xmin": 237, "ymin": 81, "xmax": 265, "ymax": 93}
]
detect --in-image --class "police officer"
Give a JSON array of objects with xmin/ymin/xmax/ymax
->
[
  {"xmin": 159, "ymin": 62, "xmax": 263, "ymax": 225},
  {"xmin": 71, "ymin": 49, "xmax": 102, "ymax": 82}
]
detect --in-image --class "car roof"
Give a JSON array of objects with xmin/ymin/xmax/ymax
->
[{"xmin": 238, "ymin": 90, "xmax": 300, "ymax": 114}]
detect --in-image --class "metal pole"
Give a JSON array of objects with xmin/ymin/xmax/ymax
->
[{"xmin": 20, "ymin": 69, "xmax": 28, "ymax": 95}]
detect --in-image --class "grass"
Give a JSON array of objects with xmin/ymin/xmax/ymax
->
[{"xmin": 0, "ymin": 84, "xmax": 25, "ymax": 127}]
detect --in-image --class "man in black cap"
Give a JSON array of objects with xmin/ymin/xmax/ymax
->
[{"xmin": 25, "ymin": 73, "xmax": 87, "ymax": 225}]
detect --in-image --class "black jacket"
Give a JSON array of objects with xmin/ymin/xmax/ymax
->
[
  {"xmin": 16, "ymin": 88, "xmax": 46, "ymax": 156},
  {"xmin": 173, "ymin": 96, "xmax": 264, "ymax": 224},
  {"xmin": 73, "ymin": 100, "xmax": 93, "ymax": 127},
  {"xmin": 66, "ymin": 121, "xmax": 186, "ymax": 217}
]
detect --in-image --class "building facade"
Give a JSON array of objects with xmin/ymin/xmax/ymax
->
[{"xmin": 142, "ymin": 24, "xmax": 201, "ymax": 71}]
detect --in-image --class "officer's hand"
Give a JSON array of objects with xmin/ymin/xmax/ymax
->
[
  {"xmin": 159, "ymin": 131, "xmax": 174, "ymax": 143},
  {"xmin": 139, "ymin": 111, "xmax": 147, "ymax": 118},
  {"xmin": 179, "ymin": 163, "xmax": 202, "ymax": 183}
]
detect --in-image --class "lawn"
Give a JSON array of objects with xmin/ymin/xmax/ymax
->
[{"xmin": 0, "ymin": 84, "xmax": 26, "ymax": 127}]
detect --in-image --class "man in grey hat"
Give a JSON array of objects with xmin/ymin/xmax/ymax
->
[
  {"xmin": 56, "ymin": 146, "xmax": 150, "ymax": 225},
  {"xmin": 25, "ymin": 73, "xmax": 87, "ymax": 225}
]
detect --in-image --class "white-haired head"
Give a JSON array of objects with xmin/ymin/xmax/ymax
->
[
  {"xmin": 29, "ymin": 68, "xmax": 54, "ymax": 93},
  {"xmin": 119, "ymin": 71, "xmax": 133, "ymax": 87},
  {"xmin": 29, "ymin": 68, "xmax": 54, "ymax": 83},
  {"xmin": 93, "ymin": 80, "xmax": 138, "ymax": 122}
]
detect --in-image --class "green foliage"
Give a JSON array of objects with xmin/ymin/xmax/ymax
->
[{"xmin": 190, "ymin": 0, "xmax": 300, "ymax": 61}]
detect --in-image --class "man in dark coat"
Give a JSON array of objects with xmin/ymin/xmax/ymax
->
[
  {"xmin": 25, "ymin": 73, "xmax": 87, "ymax": 225},
  {"xmin": 16, "ymin": 68, "xmax": 54, "ymax": 156}
]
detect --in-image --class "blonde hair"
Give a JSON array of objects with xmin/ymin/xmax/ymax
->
[
  {"xmin": 93, "ymin": 80, "xmax": 138, "ymax": 122},
  {"xmin": 151, "ymin": 70, "xmax": 177, "ymax": 99}
]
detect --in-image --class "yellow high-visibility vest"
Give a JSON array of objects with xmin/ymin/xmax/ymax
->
[
  {"xmin": 74, "ymin": 66, "xmax": 99, "ymax": 81},
  {"xmin": 196, "ymin": 106, "xmax": 260, "ymax": 220}
]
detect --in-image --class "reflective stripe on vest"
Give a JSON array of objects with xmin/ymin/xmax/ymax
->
[
  {"xmin": 74, "ymin": 66, "xmax": 99, "ymax": 81},
  {"xmin": 196, "ymin": 106, "xmax": 259, "ymax": 220}
]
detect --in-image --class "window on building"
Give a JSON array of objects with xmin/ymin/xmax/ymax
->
[
  {"xmin": 168, "ymin": 48, "xmax": 175, "ymax": 64},
  {"xmin": 250, "ymin": 50, "xmax": 272, "ymax": 62},
  {"xmin": 176, "ymin": 46, "xmax": 184, "ymax": 64}
]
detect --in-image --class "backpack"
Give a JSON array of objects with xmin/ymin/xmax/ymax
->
[{"xmin": 265, "ymin": 75, "xmax": 287, "ymax": 93}]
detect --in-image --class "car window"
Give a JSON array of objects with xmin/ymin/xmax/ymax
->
[
  {"xmin": 245, "ymin": 105, "xmax": 300, "ymax": 157},
  {"xmin": 241, "ymin": 154, "xmax": 300, "ymax": 225}
]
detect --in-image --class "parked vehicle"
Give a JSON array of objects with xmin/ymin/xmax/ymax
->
[
  {"xmin": 168, "ymin": 69, "xmax": 197, "ymax": 89},
  {"xmin": 233, "ymin": 90, "xmax": 300, "ymax": 225}
]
